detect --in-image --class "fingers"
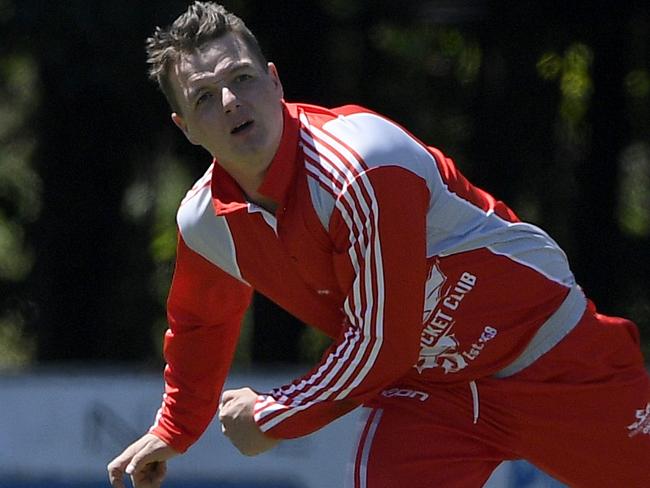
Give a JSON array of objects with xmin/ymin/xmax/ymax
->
[
  {"xmin": 126, "ymin": 445, "xmax": 159, "ymax": 476},
  {"xmin": 107, "ymin": 434, "xmax": 177, "ymax": 488},
  {"xmin": 107, "ymin": 438, "xmax": 139, "ymax": 487},
  {"xmin": 153, "ymin": 460, "xmax": 167, "ymax": 483},
  {"xmin": 219, "ymin": 387, "xmax": 260, "ymax": 430},
  {"xmin": 110, "ymin": 453, "xmax": 165, "ymax": 488},
  {"xmin": 107, "ymin": 470, "xmax": 126, "ymax": 488},
  {"xmin": 220, "ymin": 388, "xmax": 237, "ymax": 407},
  {"xmin": 218, "ymin": 388, "xmax": 280, "ymax": 457},
  {"xmin": 220, "ymin": 387, "xmax": 258, "ymax": 411},
  {"xmin": 129, "ymin": 461, "xmax": 167, "ymax": 488},
  {"xmin": 107, "ymin": 449, "xmax": 132, "ymax": 488}
]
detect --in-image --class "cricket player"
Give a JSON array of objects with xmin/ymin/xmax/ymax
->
[{"xmin": 107, "ymin": 2, "xmax": 650, "ymax": 487}]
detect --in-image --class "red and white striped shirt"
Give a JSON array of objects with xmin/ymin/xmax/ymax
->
[{"xmin": 150, "ymin": 102, "xmax": 584, "ymax": 451}]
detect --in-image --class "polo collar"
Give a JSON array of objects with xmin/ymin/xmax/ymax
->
[{"xmin": 211, "ymin": 101, "xmax": 300, "ymax": 215}]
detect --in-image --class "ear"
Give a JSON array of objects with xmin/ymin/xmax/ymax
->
[
  {"xmin": 171, "ymin": 112, "xmax": 199, "ymax": 145},
  {"xmin": 267, "ymin": 62, "xmax": 284, "ymax": 99}
]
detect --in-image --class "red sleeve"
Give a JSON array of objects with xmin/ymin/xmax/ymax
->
[
  {"xmin": 253, "ymin": 167, "xmax": 429, "ymax": 438},
  {"xmin": 149, "ymin": 235, "xmax": 252, "ymax": 452}
]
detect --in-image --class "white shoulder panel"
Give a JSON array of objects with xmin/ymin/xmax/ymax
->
[
  {"xmin": 176, "ymin": 182, "xmax": 248, "ymax": 284},
  {"xmin": 322, "ymin": 112, "xmax": 439, "ymax": 185},
  {"xmin": 305, "ymin": 112, "xmax": 575, "ymax": 287}
]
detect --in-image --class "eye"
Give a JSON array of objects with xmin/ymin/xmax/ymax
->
[
  {"xmin": 196, "ymin": 91, "xmax": 213, "ymax": 107},
  {"xmin": 234, "ymin": 73, "xmax": 253, "ymax": 83}
]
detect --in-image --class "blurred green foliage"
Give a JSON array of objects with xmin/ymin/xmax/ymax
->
[
  {"xmin": 0, "ymin": 55, "xmax": 40, "ymax": 279},
  {"xmin": 0, "ymin": 36, "xmax": 39, "ymax": 368},
  {"xmin": 618, "ymin": 143, "xmax": 650, "ymax": 237},
  {"xmin": 0, "ymin": 309, "xmax": 34, "ymax": 368}
]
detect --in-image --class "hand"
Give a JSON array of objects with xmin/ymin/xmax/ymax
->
[
  {"xmin": 107, "ymin": 433, "xmax": 179, "ymax": 488},
  {"xmin": 219, "ymin": 387, "xmax": 280, "ymax": 456}
]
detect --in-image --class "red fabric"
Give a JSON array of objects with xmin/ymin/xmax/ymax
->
[
  {"xmin": 149, "ymin": 236, "xmax": 252, "ymax": 452},
  {"xmin": 253, "ymin": 167, "xmax": 429, "ymax": 437},
  {"xmin": 148, "ymin": 101, "xmax": 647, "ymax": 474},
  {"xmin": 357, "ymin": 310, "xmax": 650, "ymax": 488}
]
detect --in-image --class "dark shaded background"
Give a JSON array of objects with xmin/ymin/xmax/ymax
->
[{"xmin": 0, "ymin": 0, "xmax": 648, "ymax": 369}]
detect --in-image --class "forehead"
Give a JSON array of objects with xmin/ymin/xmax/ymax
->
[{"xmin": 171, "ymin": 33, "xmax": 259, "ymax": 91}]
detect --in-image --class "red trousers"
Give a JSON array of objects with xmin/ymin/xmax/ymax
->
[{"xmin": 349, "ymin": 306, "xmax": 650, "ymax": 487}]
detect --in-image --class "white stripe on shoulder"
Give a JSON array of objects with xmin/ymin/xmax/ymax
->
[
  {"xmin": 302, "ymin": 110, "xmax": 442, "ymax": 249},
  {"xmin": 177, "ymin": 178, "xmax": 248, "ymax": 284}
]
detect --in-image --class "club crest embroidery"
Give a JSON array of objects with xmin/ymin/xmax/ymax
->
[
  {"xmin": 627, "ymin": 402, "xmax": 650, "ymax": 437},
  {"xmin": 415, "ymin": 261, "xmax": 475, "ymax": 374}
]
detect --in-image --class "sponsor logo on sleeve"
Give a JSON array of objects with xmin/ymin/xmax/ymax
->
[
  {"xmin": 381, "ymin": 388, "xmax": 429, "ymax": 401},
  {"xmin": 627, "ymin": 402, "xmax": 650, "ymax": 437}
]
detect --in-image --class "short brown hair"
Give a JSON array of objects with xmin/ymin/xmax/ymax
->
[{"xmin": 145, "ymin": 1, "xmax": 267, "ymax": 113}]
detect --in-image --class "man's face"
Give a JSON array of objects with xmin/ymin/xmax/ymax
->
[{"xmin": 169, "ymin": 33, "xmax": 284, "ymax": 175}]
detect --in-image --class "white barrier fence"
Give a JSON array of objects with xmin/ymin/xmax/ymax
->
[{"xmin": 0, "ymin": 370, "xmax": 564, "ymax": 487}]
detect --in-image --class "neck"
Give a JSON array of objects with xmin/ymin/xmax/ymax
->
[
  {"xmin": 231, "ymin": 167, "xmax": 278, "ymax": 214},
  {"xmin": 244, "ymin": 186, "xmax": 278, "ymax": 214}
]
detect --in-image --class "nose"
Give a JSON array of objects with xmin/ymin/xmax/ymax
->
[{"xmin": 221, "ymin": 86, "xmax": 240, "ymax": 114}]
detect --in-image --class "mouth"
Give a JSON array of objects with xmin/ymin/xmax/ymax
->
[{"xmin": 230, "ymin": 120, "xmax": 254, "ymax": 135}]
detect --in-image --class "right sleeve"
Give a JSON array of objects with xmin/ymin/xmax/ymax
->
[{"xmin": 149, "ymin": 235, "xmax": 252, "ymax": 453}]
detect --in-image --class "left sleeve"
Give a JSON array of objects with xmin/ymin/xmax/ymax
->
[
  {"xmin": 149, "ymin": 235, "xmax": 253, "ymax": 452},
  {"xmin": 253, "ymin": 166, "xmax": 429, "ymax": 438}
]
